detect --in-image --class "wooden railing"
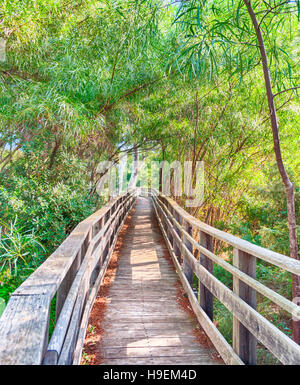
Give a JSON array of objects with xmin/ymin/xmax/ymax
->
[
  {"xmin": 149, "ymin": 189, "xmax": 300, "ymax": 365},
  {"xmin": 1, "ymin": 187, "xmax": 299, "ymax": 365},
  {"xmin": 0, "ymin": 190, "xmax": 136, "ymax": 365}
]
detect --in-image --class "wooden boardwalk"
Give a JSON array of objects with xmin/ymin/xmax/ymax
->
[
  {"xmin": 1, "ymin": 191, "xmax": 300, "ymax": 365},
  {"xmin": 83, "ymin": 197, "xmax": 221, "ymax": 365}
]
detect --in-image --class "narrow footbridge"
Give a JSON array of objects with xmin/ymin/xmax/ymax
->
[{"xmin": 0, "ymin": 189, "xmax": 300, "ymax": 365}]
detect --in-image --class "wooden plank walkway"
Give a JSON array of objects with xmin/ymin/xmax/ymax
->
[{"xmin": 83, "ymin": 197, "xmax": 222, "ymax": 365}]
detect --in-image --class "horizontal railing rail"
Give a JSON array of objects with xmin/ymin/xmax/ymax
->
[
  {"xmin": 150, "ymin": 189, "xmax": 300, "ymax": 365},
  {"xmin": 0, "ymin": 190, "xmax": 136, "ymax": 365}
]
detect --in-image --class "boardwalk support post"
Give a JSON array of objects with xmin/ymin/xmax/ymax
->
[
  {"xmin": 233, "ymin": 248, "xmax": 257, "ymax": 365},
  {"xmin": 199, "ymin": 231, "xmax": 214, "ymax": 320},
  {"xmin": 56, "ymin": 248, "xmax": 81, "ymax": 320},
  {"xmin": 172, "ymin": 208, "xmax": 182, "ymax": 263},
  {"xmin": 183, "ymin": 222, "xmax": 194, "ymax": 287}
]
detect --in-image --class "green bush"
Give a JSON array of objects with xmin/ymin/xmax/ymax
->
[
  {"xmin": 213, "ymin": 263, "xmax": 233, "ymax": 289},
  {"xmin": 0, "ymin": 172, "xmax": 97, "ymax": 253},
  {"xmin": 0, "ymin": 219, "xmax": 45, "ymax": 276},
  {"xmin": 214, "ymin": 299, "xmax": 233, "ymax": 344},
  {"xmin": 0, "ymin": 162, "xmax": 98, "ymax": 308}
]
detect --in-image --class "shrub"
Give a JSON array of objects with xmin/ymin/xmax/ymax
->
[{"xmin": 0, "ymin": 218, "xmax": 45, "ymax": 276}]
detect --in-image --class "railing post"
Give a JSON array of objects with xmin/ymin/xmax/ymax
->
[
  {"xmin": 164, "ymin": 201, "xmax": 173, "ymax": 246},
  {"xmin": 160, "ymin": 197, "xmax": 169, "ymax": 237},
  {"xmin": 233, "ymin": 248, "xmax": 257, "ymax": 365},
  {"xmin": 109, "ymin": 205, "xmax": 115, "ymax": 246},
  {"xmin": 172, "ymin": 210, "xmax": 182, "ymax": 263},
  {"xmin": 183, "ymin": 221, "xmax": 193, "ymax": 287},
  {"xmin": 199, "ymin": 231, "xmax": 214, "ymax": 320},
  {"xmin": 92, "ymin": 219, "xmax": 101, "ymax": 238},
  {"xmin": 56, "ymin": 246, "xmax": 82, "ymax": 320}
]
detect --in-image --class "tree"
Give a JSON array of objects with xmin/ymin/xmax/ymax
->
[
  {"xmin": 170, "ymin": 0, "xmax": 300, "ymax": 343},
  {"xmin": 243, "ymin": 0, "xmax": 300, "ymax": 346}
]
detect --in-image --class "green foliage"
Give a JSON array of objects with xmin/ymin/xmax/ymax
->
[
  {"xmin": 49, "ymin": 295, "xmax": 56, "ymax": 338},
  {"xmin": 0, "ymin": 170, "xmax": 97, "ymax": 252},
  {"xmin": 0, "ymin": 298, "xmax": 5, "ymax": 317},
  {"xmin": 0, "ymin": 268, "xmax": 25, "ymax": 304},
  {"xmin": 214, "ymin": 299, "xmax": 233, "ymax": 344},
  {"xmin": 0, "ymin": 218, "xmax": 45, "ymax": 276},
  {"xmin": 171, "ymin": 0, "xmax": 299, "ymax": 92},
  {"xmin": 257, "ymin": 347, "xmax": 280, "ymax": 365},
  {"xmin": 213, "ymin": 263, "xmax": 232, "ymax": 289},
  {"xmin": 235, "ymin": 165, "xmax": 300, "ymax": 256}
]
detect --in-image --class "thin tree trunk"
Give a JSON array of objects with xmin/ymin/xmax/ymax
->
[
  {"xmin": 128, "ymin": 148, "xmax": 145, "ymax": 190},
  {"xmin": 244, "ymin": 0, "xmax": 300, "ymax": 344},
  {"xmin": 192, "ymin": 89, "xmax": 199, "ymax": 172},
  {"xmin": 49, "ymin": 136, "xmax": 62, "ymax": 170}
]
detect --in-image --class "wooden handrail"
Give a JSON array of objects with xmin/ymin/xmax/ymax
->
[
  {"xmin": 148, "ymin": 190, "xmax": 300, "ymax": 274},
  {"xmin": 0, "ymin": 190, "xmax": 136, "ymax": 365},
  {"xmin": 156, "ymin": 194, "xmax": 300, "ymax": 318},
  {"xmin": 149, "ymin": 189, "xmax": 300, "ymax": 365}
]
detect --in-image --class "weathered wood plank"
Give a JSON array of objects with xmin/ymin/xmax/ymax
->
[
  {"xmin": 183, "ymin": 221, "xmax": 194, "ymax": 286},
  {"xmin": 192, "ymin": 260, "xmax": 300, "ymax": 364},
  {"xmin": 101, "ymin": 321, "xmax": 198, "ymax": 331},
  {"xmin": 101, "ymin": 331, "xmax": 199, "ymax": 339},
  {"xmin": 100, "ymin": 356, "xmax": 219, "ymax": 365},
  {"xmin": 233, "ymin": 248, "xmax": 257, "ymax": 365},
  {"xmin": 100, "ymin": 345, "xmax": 212, "ymax": 359},
  {"xmin": 199, "ymin": 231, "xmax": 214, "ymax": 321},
  {"xmin": 0, "ymin": 294, "xmax": 51, "ymax": 365},
  {"xmin": 58, "ymin": 277, "xmax": 88, "ymax": 365},
  {"xmin": 56, "ymin": 248, "xmax": 81, "ymax": 320},
  {"xmin": 100, "ymin": 336, "xmax": 207, "ymax": 348}
]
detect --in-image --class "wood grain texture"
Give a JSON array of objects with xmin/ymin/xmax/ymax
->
[
  {"xmin": 233, "ymin": 248, "xmax": 257, "ymax": 365},
  {"xmin": 0, "ymin": 294, "xmax": 51, "ymax": 365}
]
